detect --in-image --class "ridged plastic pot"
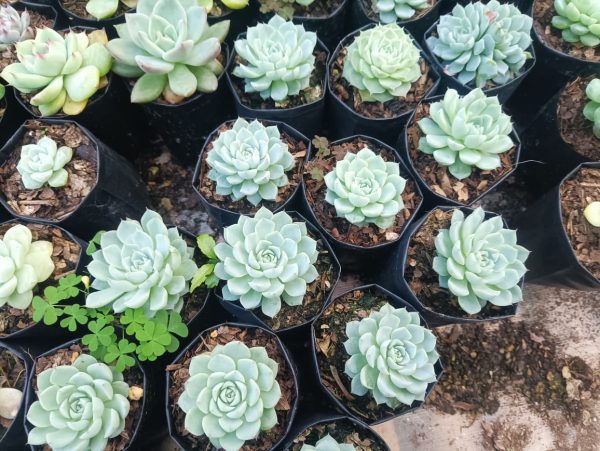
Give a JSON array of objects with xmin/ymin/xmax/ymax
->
[{"xmin": 53, "ymin": 0, "xmax": 129, "ymax": 36}]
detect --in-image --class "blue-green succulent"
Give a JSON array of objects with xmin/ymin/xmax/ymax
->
[
  {"xmin": 17, "ymin": 137, "xmax": 73, "ymax": 190},
  {"xmin": 552, "ymin": 0, "xmax": 600, "ymax": 47},
  {"xmin": 373, "ymin": 0, "xmax": 429, "ymax": 23}
]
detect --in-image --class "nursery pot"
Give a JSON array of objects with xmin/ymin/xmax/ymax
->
[
  {"xmin": 379, "ymin": 206, "xmax": 523, "ymax": 326},
  {"xmin": 0, "ymin": 119, "xmax": 151, "ymax": 241},
  {"xmin": 54, "ymin": 0, "xmax": 131, "ymax": 35},
  {"xmin": 12, "ymin": 1, "xmax": 59, "ymax": 29},
  {"xmin": 166, "ymin": 322, "xmax": 300, "ymax": 451},
  {"xmin": 0, "ymin": 89, "xmax": 29, "ymax": 159},
  {"xmin": 192, "ymin": 118, "xmax": 311, "ymax": 228},
  {"xmin": 310, "ymin": 284, "xmax": 443, "ymax": 425},
  {"xmin": 326, "ymin": 25, "xmax": 440, "ymax": 147}
]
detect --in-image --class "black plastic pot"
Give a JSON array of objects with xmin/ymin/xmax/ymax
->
[
  {"xmin": 400, "ymin": 94, "xmax": 522, "ymax": 209},
  {"xmin": 379, "ymin": 206, "xmax": 524, "ymax": 326},
  {"xmin": 516, "ymin": 162, "xmax": 600, "ymax": 290},
  {"xmin": 12, "ymin": 1, "xmax": 59, "ymax": 29},
  {"xmin": 0, "ymin": 89, "xmax": 29, "ymax": 159},
  {"xmin": 54, "ymin": 0, "xmax": 129, "ymax": 35},
  {"xmin": 310, "ymin": 284, "xmax": 443, "ymax": 424},
  {"xmin": 0, "ymin": 119, "xmax": 151, "ymax": 241},
  {"xmin": 327, "ymin": 25, "xmax": 440, "ymax": 147},
  {"xmin": 166, "ymin": 322, "xmax": 299, "ymax": 451},
  {"xmin": 24, "ymin": 338, "xmax": 149, "ymax": 451}
]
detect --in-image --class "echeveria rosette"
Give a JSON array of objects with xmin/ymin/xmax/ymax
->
[
  {"xmin": 232, "ymin": 15, "xmax": 317, "ymax": 102},
  {"xmin": 0, "ymin": 224, "xmax": 54, "ymax": 309},
  {"xmin": 107, "ymin": 0, "xmax": 230, "ymax": 104},
  {"xmin": 432, "ymin": 208, "xmax": 529, "ymax": 315},
  {"xmin": 552, "ymin": 0, "xmax": 600, "ymax": 47},
  {"xmin": 301, "ymin": 434, "xmax": 356, "ymax": 451},
  {"xmin": 0, "ymin": 4, "xmax": 32, "ymax": 51},
  {"xmin": 342, "ymin": 23, "xmax": 422, "ymax": 103},
  {"xmin": 17, "ymin": 137, "xmax": 73, "ymax": 190},
  {"xmin": 1, "ymin": 28, "xmax": 112, "ymax": 116},
  {"xmin": 207, "ymin": 118, "xmax": 296, "ymax": 206},
  {"xmin": 583, "ymin": 78, "xmax": 600, "ymax": 138},
  {"xmin": 177, "ymin": 341, "xmax": 281, "ymax": 451},
  {"xmin": 344, "ymin": 303, "xmax": 439, "ymax": 408},
  {"xmin": 86, "ymin": 0, "xmax": 137, "ymax": 20},
  {"xmin": 324, "ymin": 147, "xmax": 406, "ymax": 229},
  {"xmin": 86, "ymin": 210, "xmax": 198, "ymax": 317},
  {"xmin": 26, "ymin": 354, "xmax": 130, "ymax": 451},
  {"xmin": 373, "ymin": 0, "xmax": 429, "ymax": 23},
  {"xmin": 417, "ymin": 89, "xmax": 514, "ymax": 180},
  {"xmin": 214, "ymin": 207, "xmax": 319, "ymax": 318}
]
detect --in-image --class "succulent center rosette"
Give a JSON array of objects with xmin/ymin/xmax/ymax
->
[
  {"xmin": 373, "ymin": 0, "xmax": 429, "ymax": 23},
  {"xmin": 85, "ymin": 0, "xmax": 138, "ymax": 20},
  {"xmin": 583, "ymin": 78, "xmax": 600, "ymax": 138},
  {"xmin": 0, "ymin": 4, "xmax": 32, "ymax": 51},
  {"xmin": 301, "ymin": 434, "xmax": 356, "ymax": 451},
  {"xmin": 552, "ymin": 0, "xmax": 600, "ymax": 47},
  {"xmin": 17, "ymin": 136, "xmax": 73, "ymax": 190}
]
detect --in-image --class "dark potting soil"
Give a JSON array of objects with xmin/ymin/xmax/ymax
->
[
  {"xmin": 304, "ymin": 136, "xmax": 421, "ymax": 247},
  {"xmin": 330, "ymin": 49, "xmax": 433, "ymax": 119},
  {"xmin": 0, "ymin": 120, "xmax": 97, "ymax": 221},
  {"xmin": 260, "ymin": 0, "xmax": 343, "ymax": 18},
  {"xmin": 287, "ymin": 418, "xmax": 387, "ymax": 450},
  {"xmin": 197, "ymin": 122, "xmax": 307, "ymax": 216},
  {"xmin": 558, "ymin": 75, "xmax": 600, "ymax": 161},
  {"xmin": 0, "ymin": 222, "xmax": 80, "ymax": 336},
  {"xmin": 166, "ymin": 325, "xmax": 297, "ymax": 451},
  {"xmin": 407, "ymin": 102, "xmax": 516, "ymax": 204},
  {"xmin": 33, "ymin": 343, "xmax": 144, "ymax": 451},
  {"xmin": 0, "ymin": 348, "xmax": 26, "ymax": 439},
  {"xmin": 404, "ymin": 208, "xmax": 516, "ymax": 320},
  {"xmin": 231, "ymin": 51, "xmax": 327, "ymax": 110},
  {"xmin": 358, "ymin": 0, "xmax": 438, "ymax": 22},
  {"xmin": 560, "ymin": 167, "xmax": 600, "ymax": 280},
  {"xmin": 60, "ymin": 0, "xmax": 131, "ymax": 19},
  {"xmin": 533, "ymin": 0, "xmax": 600, "ymax": 63}
]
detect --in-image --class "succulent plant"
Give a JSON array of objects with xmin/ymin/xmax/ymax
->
[
  {"xmin": 432, "ymin": 207, "xmax": 529, "ymax": 314},
  {"xmin": 206, "ymin": 118, "xmax": 296, "ymax": 206},
  {"xmin": 342, "ymin": 23, "xmax": 421, "ymax": 103},
  {"xmin": 344, "ymin": 303, "xmax": 439, "ymax": 408},
  {"xmin": 85, "ymin": 0, "xmax": 138, "ymax": 20},
  {"xmin": 26, "ymin": 353, "xmax": 130, "ymax": 451},
  {"xmin": 324, "ymin": 147, "xmax": 406, "ymax": 229},
  {"xmin": 214, "ymin": 207, "xmax": 319, "ymax": 318},
  {"xmin": 373, "ymin": 0, "xmax": 429, "ymax": 23},
  {"xmin": 417, "ymin": 88, "xmax": 514, "ymax": 180},
  {"xmin": 86, "ymin": 210, "xmax": 198, "ymax": 317},
  {"xmin": 17, "ymin": 137, "xmax": 73, "ymax": 190},
  {"xmin": 301, "ymin": 434, "xmax": 356, "ymax": 451},
  {"xmin": 0, "ymin": 5, "xmax": 32, "ymax": 51},
  {"xmin": 583, "ymin": 78, "xmax": 600, "ymax": 138},
  {"xmin": 0, "ymin": 224, "xmax": 54, "ymax": 310},
  {"xmin": 232, "ymin": 15, "xmax": 317, "ymax": 102},
  {"xmin": 584, "ymin": 201, "xmax": 600, "ymax": 227},
  {"xmin": 426, "ymin": 1, "xmax": 532, "ymax": 88},
  {"xmin": 107, "ymin": 0, "xmax": 229, "ymax": 104},
  {"xmin": 1, "ymin": 28, "xmax": 112, "ymax": 116},
  {"xmin": 177, "ymin": 340, "xmax": 281, "ymax": 451},
  {"xmin": 552, "ymin": 0, "xmax": 600, "ymax": 47}
]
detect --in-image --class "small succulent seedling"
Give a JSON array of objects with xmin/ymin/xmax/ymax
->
[
  {"xmin": 584, "ymin": 201, "xmax": 600, "ymax": 227},
  {"xmin": 190, "ymin": 234, "xmax": 220, "ymax": 293},
  {"xmin": 0, "ymin": 4, "xmax": 32, "ymax": 50},
  {"xmin": 552, "ymin": 0, "xmax": 600, "ymax": 47},
  {"xmin": 17, "ymin": 136, "xmax": 73, "ymax": 190},
  {"xmin": 583, "ymin": 78, "xmax": 600, "ymax": 138},
  {"xmin": 300, "ymin": 434, "xmax": 356, "ymax": 450},
  {"xmin": 85, "ymin": 0, "xmax": 137, "ymax": 19},
  {"xmin": 373, "ymin": 0, "xmax": 429, "ymax": 24}
]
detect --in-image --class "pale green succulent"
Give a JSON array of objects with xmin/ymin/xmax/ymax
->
[
  {"xmin": 427, "ymin": 1, "xmax": 532, "ymax": 88},
  {"xmin": 85, "ymin": 0, "xmax": 137, "ymax": 20},
  {"xmin": 0, "ymin": 224, "xmax": 54, "ymax": 309},
  {"xmin": 343, "ymin": 23, "xmax": 421, "ymax": 103},
  {"xmin": 0, "ymin": 5, "xmax": 32, "ymax": 51},
  {"xmin": 324, "ymin": 147, "xmax": 406, "ymax": 229},
  {"xmin": 344, "ymin": 303, "xmax": 439, "ymax": 408},
  {"xmin": 417, "ymin": 88, "xmax": 514, "ymax": 180},
  {"xmin": 26, "ymin": 354, "xmax": 130, "ymax": 451},
  {"xmin": 177, "ymin": 341, "xmax": 281, "ymax": 451},
  {"xmin": 107, "ymin": 0, "xmax": 229, "ymax": 103},
  {"xmin": 1, "ymin": 28, "xmax": 112, "ymax": 116},
  {"xmin": 301, "ymin": 434, "xmax": 356, "ymax": 451},
  {"xmin": 432, "ymin": 207, "xmax": 529, "ymax": 314},
  {"xmin": 373, "ymin": 0, "xmax": 429, "ymax": 23},
  {"xmin": 214, "ymin": 207, "xmax": 319, "ymax": 318},
  {"xmin": 86, "ymin": 210, "xmax": 198, "ymax": 317},
  {"xmin": 583, "ymin": 78, "xmax": 600, "ymax": 138},
  {"xmin": 552, "ymin": 0, "xmax": 600, "ymax": 47},
  {"xmin": 17, "ymin": 137, "xmax": 73, "ymax": 190},
  {"xmin": 233, "ymin": 15, "xmax": 317, "ymax": 102},
  {"xmin": 206, "ymin": 118, "xmax": 296, "ymax": 206}
]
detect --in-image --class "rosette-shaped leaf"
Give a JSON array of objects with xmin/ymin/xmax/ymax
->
[
  {"xmin": 17, "ymin": 137, "xmax": 73, "ymax": 190},
  {"xmin": 107, "ymin": 0, "xmax": 229, "ymax": 103},
  {"xmin": 86, "ymin": 0, "xmax": 137, "ymax": 20},
  {"xmin": 0, "ymin": 5, "xmax": 32, "ymax": 51},
  {"xmin": 177, "ymin": 341, "xmax": 281, "ymax": 451},
  {"xmin": 583, "ymin": 78, "xmax": 600, "ymax": 138},
  {"xmin": 26, "ymin": 354, "xmax": 130, "ymax": 451},
  {"xmin": 0, "ymin": 224, "xmax": 54, "ymax": 309},
  {"xmin": 343, "ymin": 23, "xmax": 421, "ymax": 102},
  {"xmin": 373, "ymin": 0, "xmax": 429, "ymax": 23},
  {"xmin": 344, "ymin": 303, "xmax": 439, "ymax": 408},
  {"xmin": 207, "ymin": 118, "xmax": 296, "ymax": 206},
  {"xmin": 214, "ymin": 207, "xmax": 319, "ymax": 318},
  {"xmin": 552, "ymin": 0, "xmax": 600, "ymax": 47},
  {"xmin": 232, "ymin": 15, "xmax": 317, "ymax": 102},
  {"xmin": 1, "ymin": 28, "xmax": 112, "ymax": 116},
  {"xmin": 86, "ymin": 210, "xmax": 198, "ymax": 317},
  {"xmin": 417, "ymin": 89, "xmax": 514, "ymax": 180},
  {"xmin": 324, "ymin": 147, "xmax": 406, "ymax": 229},
  {"xmin": 432, "ymin": 208, "xmax": 529, "ymax": 314},
  {"xmin": 301, "ymin": 434, "xmax": 355, "ymax": 451}
]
